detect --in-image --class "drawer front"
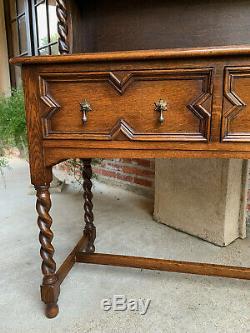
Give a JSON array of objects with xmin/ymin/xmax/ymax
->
[
  {"xmin": 222, "ymin": 67, "xmax": 250, "ymax": 142},
  {"xmin": 39, "ymin": 68, "xmax": 213, "ymax": 142}
]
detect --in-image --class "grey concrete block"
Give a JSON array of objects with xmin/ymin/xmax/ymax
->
[{"xmin": 154, "ymin": 159, "xmax": 248, "ymax": 246}]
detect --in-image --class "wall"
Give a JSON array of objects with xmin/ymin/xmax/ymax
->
[
  {"xmin": 93, "ymin": 158, "xmax": 155, "ymax": 197},
  {"xmin": 94, "ymin": 158, "xmax": 250, "ymax": 223},
  {"xmin": 0, "ymin": 0, "xmax": 11, "ymax": 95}
]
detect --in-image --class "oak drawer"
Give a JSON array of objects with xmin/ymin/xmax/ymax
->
[{"xmin": 39, "ymin": 68, "xmax": 213, "ymax": 142}]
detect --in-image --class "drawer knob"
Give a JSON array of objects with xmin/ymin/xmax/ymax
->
[
  {"xmin": 154, "ymin": 99, "xmax": 167, "ymax": 124},
  {"xmin": 80, "ymin": 100, "xmax": 92, "ymax": 124}
]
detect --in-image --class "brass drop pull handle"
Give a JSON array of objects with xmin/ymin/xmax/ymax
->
[
  {"xmin": 80, "ymin": 100, "xmax": 92, "ymax": 124},
  {"xmin": 154, "ymin": 99, "xmax": 167, "ymax": 124}
]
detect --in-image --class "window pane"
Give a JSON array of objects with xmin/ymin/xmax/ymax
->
[
  {"xmin": 48, "ymin": 0, "xmax": 58, "ymax": 42},
  {"xmin": 36, "ymin": 3, "xmax": 48, "ymax": 47},
  {"xmin": 39, "ymin": 47, "xmax": 49, "ymax": 55},
  {"xmin": 9, "ymin": 0, "xmax": 17, "ymax": 19},
  {"xmin": 50, "ymin": 43, "xmax": 59, "ymax": 55},
  {"xmin": 17, "ymin": 0, "xmax": 25, "ymax": 14},
  {"xmin": 11, "ymin": 21, "xmax": 19, "ymax": 55},
  {"xmin": 18, "ymin": 15, "xmax": 28, "ymax": 54}
]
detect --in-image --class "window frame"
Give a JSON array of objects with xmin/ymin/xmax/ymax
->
[
  {"xmin": 4, "ymin": 0, "xmax": 34, "ymax": 87},
  {"xmin": 3, "ymin": 0, "xmax": 58, "ymax": 87},
  {"xmin": 31, "ymin": 0, "xmax": 58, "ymax": 56}
]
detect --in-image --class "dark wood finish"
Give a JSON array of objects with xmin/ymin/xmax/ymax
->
[
  {"xmin": 11, "ymin": 0, "xmax": 250, "ymax": 319},
  {"xmin": 56, "ymin": 0, "xmax": 70, "ymax": 55},
  {"xmin": 38, "ymin": 68, "xmax": 212, "ymax": 142},
  {"xmin": 12, "ymin": 49, "xmax": 250, "ymax": 161},
  {"xmin": 68, "ymin": 0, "xmax": 250, "ymax": 53},
  {"xmin": 81, "ymin": 158, "xmax": 96, "ymax": 253},
  {"xmin": 36, "ymin": 184, "xmax": 59, "ymax": 319},
  {"xmin": 16, "ymin": 51, "xmax": 250, "ymax": 319},
  {"xmin": 56, "ymin": 234, "xmax": 88, "ymax": 285},
  {"xmin": 10, "ymin": 45, "xmax": 250, "ymax": 64},
  {"xmin": 222, "ymin": 66, "xmax": 250, "ymax": 142},
  {"xmin": 75, "ymin": 252, "xmax": 250, "ymax": 280}
]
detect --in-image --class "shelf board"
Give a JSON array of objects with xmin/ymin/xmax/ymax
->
[{"xmin": 10, "ymin": 45, "xmax": 250, "ymax": 66}]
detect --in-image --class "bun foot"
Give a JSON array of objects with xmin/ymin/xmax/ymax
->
[{"xmin": 45, "ymin": 303, "xmax": 59, "ymax": 318}]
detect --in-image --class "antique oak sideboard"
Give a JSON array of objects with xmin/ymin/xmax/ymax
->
[{"xmin": 11, "ymin": 0, "xmax": 250, "ymax": 318}]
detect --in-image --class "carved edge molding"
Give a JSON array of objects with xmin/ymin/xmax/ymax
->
[
  {"xmin": 222, "ymin": 67, "xmax": 248, "ymax": 142},
  {"xmin": 39, "ymin": 68, "xmax": 213, "ymax": 142},
  {"xmin": 39, "ymin": 77, "xmax": 61, "ymax": 138},
  {"xmin": 187, "ymin": 72, "xmax": 212, "ymax": 141}
]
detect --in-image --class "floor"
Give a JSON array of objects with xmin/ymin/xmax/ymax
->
[{"xmin": 0, "ymin": 158, "xmax": 250, "ymax": 333}]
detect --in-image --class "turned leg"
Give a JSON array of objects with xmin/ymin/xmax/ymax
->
[
  {"xmin": 36, "ymin": 185, "xmax": 60, "ymax": 318},
  {"xmin": 81, "ymin": 158, "xmax": 96, "ymax": 253}
]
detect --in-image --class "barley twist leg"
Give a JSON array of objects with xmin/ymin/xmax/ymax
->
[
  {"xmin": 56, "ymin": 0, "xmax": 70, "ymax": 54},
  {"xmin": 36, "ymin": 185, "xmax": 59, "ymax": 318},
  {"xmin": 81, "ymin": 159, "xmax": 96, "ymax": 253}
]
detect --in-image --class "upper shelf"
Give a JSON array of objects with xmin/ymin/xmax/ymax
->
[
  {"xmin": 66, "ymin": 0, "xmax": 250, "ymax": 54},
  {"xmin": 10, "ymin": 45, "xmax": 250, "ymax": 66}
]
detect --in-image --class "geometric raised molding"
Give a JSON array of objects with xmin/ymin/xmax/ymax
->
[
  {"xmin": 222, "ymin": 67, "xmax": 248, "ymax": 142},
  {"xmin": 39, "ymin": 82, "xmax": 61, "ymax": 137},
  {"xmin": 39, "ymin": 68, "xmax": 213, "ymax": 142}
]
